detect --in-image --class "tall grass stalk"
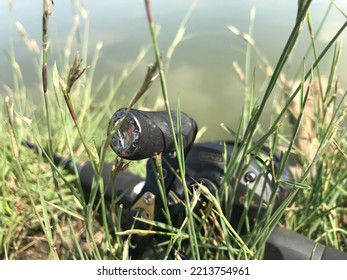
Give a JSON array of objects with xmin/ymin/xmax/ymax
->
[
  {"xmin": 144, "ymin": 0, "xmax": 200, "ymax": 259},
  {"xmin": 5, "ymin": 99, "xmax": 59, "ymax": 259},
  {"xmin": 242, "ymin": 7, "xmax": 256, "ymax": 133},
  {"xmin": 244, "ymin": 0, "xmax": 312, "ymax": 145}
]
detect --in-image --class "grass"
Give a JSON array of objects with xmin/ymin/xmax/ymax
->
[{"xmin": 1, "ymin": 0, "xmax": 347, "ymax": 260}]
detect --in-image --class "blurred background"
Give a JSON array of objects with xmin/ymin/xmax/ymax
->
[{"xmin": 1, "ymin": 0, "xmax": 347, "ymax": 140}]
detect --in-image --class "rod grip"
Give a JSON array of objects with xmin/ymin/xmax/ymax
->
[
  {"xmin": 264, "ymin": 226, "xmax": 347, "ymax": 260},
  {"xmin": 79, "ymin": 162, "xmax": 144, "ymax": 207}
]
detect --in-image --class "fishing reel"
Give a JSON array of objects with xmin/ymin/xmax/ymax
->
[{"xmin": 101, "ymin": 108, "xmax": 290, "ymax": 258}]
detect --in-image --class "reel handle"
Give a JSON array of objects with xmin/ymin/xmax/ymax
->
[{"xmin": 108, "ymin": 108, "xmax": 197, "ymax": 160}]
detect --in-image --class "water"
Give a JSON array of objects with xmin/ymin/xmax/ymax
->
[{"xmin": 1, "ymin": 0, "xmax": 347, "ymax": 140}]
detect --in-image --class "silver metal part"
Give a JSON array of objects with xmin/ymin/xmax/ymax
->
[{"xmin": 109, "ymin": 109, "xmax": 141, "ymax": 157}]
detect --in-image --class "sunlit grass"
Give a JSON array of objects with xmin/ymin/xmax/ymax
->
[{"xmin": 1, "ymin": 0, "xmax": 346, "ymax": 260}]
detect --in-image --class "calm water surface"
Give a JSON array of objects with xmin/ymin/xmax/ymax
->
[{"xmin": 1, "ymin": 0, "xmax": 347, "ymax": 140}]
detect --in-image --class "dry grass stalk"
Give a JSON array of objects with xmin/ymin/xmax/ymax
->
[
  {"xmin": 16, "ymin": 22, "xmax": 40, "ymax": 54},
  {"xmin": 280, "ymin": 76, "xmax": 334, "ymax": 177}
]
